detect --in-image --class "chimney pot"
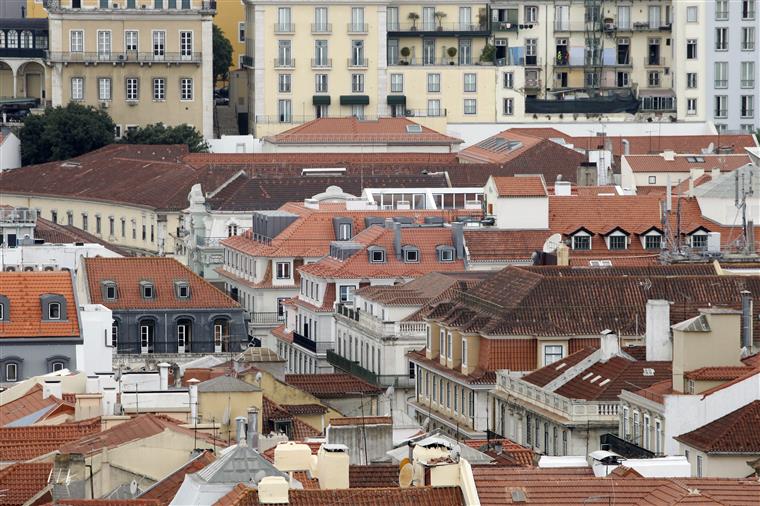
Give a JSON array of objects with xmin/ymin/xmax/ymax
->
[
  {"xmin": 646, "ymin": 300, "xmax": 672, "ymax": 361},
  {"xmin": 43, "ymin": 379, "xmax": 63, "ymax": 399},
  {"xmin": 247, "ymin": 407, "xmax": 259, "ymax": 450},
  {"xmin": 600, "ymin": 330, "xmax": 619, "ymax": 361}
]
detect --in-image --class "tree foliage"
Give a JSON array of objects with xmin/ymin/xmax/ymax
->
[
  {"xmin": 19, "ymin": 103, "xmax": 115, "ymax": 165},
  {"xmin": 213, "ymin": 24, "xmax": 233, "ymax": 85},
  {"xmin": 121, "ymin": 123, "xmax": 209, "ymax": 152}
]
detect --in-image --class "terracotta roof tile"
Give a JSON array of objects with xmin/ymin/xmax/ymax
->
[
  {"xmin": 492, "ymin": 175, "xmax": 548, "ymax": 197},
  {"xmin": 0, "ymin": 384, "xmax": 69, "ymax": 427},
  {"xmin": 263, "ymin": 117, "xmax": 462, "ymax": 146},
  {"xmin": 348, "ymin": 464, "xmax": 400, "ymax": 488},
  {"xmin": 522, "ymin": 347, "xmax": 598, "ymax": 387},
  {"xmin": 85, "ymin": 257, "xmax": 240, "ymax": 310},
  {"xmin": 261, "ymin": 397, "xmax": 321, "ymax": 440},
  {"xmin": 48, "ymin": 501, "xmax": 161, "ymax": 506},
  {"xmin": 675, "ymin": 400, "xmax": 760, "ymax": 453},
  {"xmin": 329, "ymin": 416, "xmax": 391, "ymax": 427},
  {"xmin": 624, "ymin": 154, "xmax": 750, "ymax": 173},
  {"xmin": 281, "ymin": 404, "xmax": 328, "ymax": 416},
  {"xmin": 34, "ymin": 218, "xmax": 133, "ymax": 257},
  {"xmin": 0, "ymin": 416, "xmax": 101, "ymax": 461},
  {"xmin": 285, "ymin": 374, "xmax": 383, "ymax": 399},
  {"xmin": 684, "ymin": 366, "xmax": 754, "ymax": 381},
  {"xmin": 139, "ymin": 450, "xmax": 215, "ymax": 505},
  {"xmin": 0, "ymin": 272, "xmax": 80, "ymax": 339},
  {"xmin": 462, "ymin": 439, "xmax": 535, "ymax": 467},
  {"xmin": 0, "ymin": 462, "xmax": 52, "ymax": 506}
]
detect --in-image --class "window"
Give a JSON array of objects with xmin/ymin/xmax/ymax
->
[
  {"xmin": 427, "ymin": 99, "xmax": 441, "ymax": 117},
  {"xmin": 98, "ymin": 78, "xmax": 111, "ymax": 101},
  {"xmin": 338, "ymin": 285, "xmax": 354, "ymax": 303},
  {"xmin": 741, "ymin": 62, "xmax": 755, "ymax": 88},
  {"xmin": 180, "ymin": 78, "xmax": 193, "ymax": 101},
  {"xmin": 503, "ymin": 98, "xmax": 514, "ymax": 116},
  {"xmin": 461, "ymin": 339, "xmax": 468, "ymax": 367},
  {"xmin": 95, "ymin": 215, "xmax": 102, "ymax": 234},
  {"xmin": 5, "ymin": 363, "xmax": 18, "ymax": 382},
  {"xmin": 70, "ymin": 30, "xmax": 83, "ymax": 52},
  {"xmin": 742, "ymin": 27, "xmax": 755, "ymax": 50},
  {"xmin": 314, "ymin": 73, "xmax": 328, "ymax": 93},
  {"xmin": 439, "ymin": 329, "xmax": 445, "ymax": 358},
  {"xmin": 126, "ymin": 77, "xmax": 139, "ymax": 101},
  {"xmin": 351, "ymin": 7, "xmax": 365, "ymax": 32},
  {"xmin": 645, "ymin": 235, "xmax": 662, "ymax": 250},
  {"xmin": 622, "ymin": 406, "xmax": 630, "ymax": 439},
  {"xmin": 82, "ymin": 214, "xmax": 88, "ymax": 231},
  {"xmin": 278, "ymin": 99, "xmax": 292, "ymax": 123},
  {"xmin": 238, "ymin": 22, "xmax": 245, "ymax": 43},
  {"xmin": 111, "ymin": 319, "xmax": 118, "ymax": 347},
  {"xmin": 715, "ymin": 27, "xmax": 728, "ymax": 50},
  {"xmin": 180, "ymin": 31, "xmax": 193, "ymax": 59},
  {"xmin": 696, "ymin": 455, "xmax": 703, "ymax": 477},
  {"xmin": 654, "ymin": 419, "xmax": 662, "ymax": 454},
  {"xmin": 648, "ymin": 71, "xmax": 660, "ymax": 87},
  {"xmin": 463, "ymin": 73, "xmax": 476, "ymax": 92},
  {"xmin": 744, "ymin": 0, "xmax": 756, "ymax": 19},
  {"xmin": 463, "ymin": 99, "xmax": 476, "ymax": 115},
  {"xmin": 51, "ymin": 361, "xmax": 65, "ymax": 372},
  {"xmin": 427, "ymin": 73, "xmax": 440, "ymax": 92},
  {"xmin": 686, "ymin": 6, "xmax": 698, "ymax": 22},
  {"xmin": 125, "ymin": 30, "xmax": 138, "ymax": 51},
  {"xmin": 105, "ymin": 283, "xmax": 117, "ymax": 299},
  {"xmin": 643, "ymin": 414, "xmax": 651, "ymax": 448},
  {"xmin": 633, "ymin": 411, "xmax": 640, "ymax": 443},
  {"xmin": 177, "ymin": 283, "xmax": 189, "ymax": 299},
  {"xmin": 403, "ymin": 247, "xmax": 419, "ymax": 263},
  {"xmin": 714, "ymin": 95, "xmax": 727, "ymax": 118},
  {"xmin": 390, "ymin": 73, "xmax": 403, "ymax": 93},
  {"xmin": 152, "ymin": 30, "xmax": 166, "ymax": 58},
  {"xmin": 609, "ymin": 235, "xmax": 627, "ymax": 250},
  {"xmin": 351, "ymin": 39, "xmax": 364, "ymax": 66},
  {"xmin": 276, "ymin": 262, "xmax": 291, "ymax": 279},
  {"xmin": 715, "ymin": 0, "xmax": 728, "ymax": 19},
  {"xmin": 742, "ymin": 95, "xmax": 754, "ymax": 117},
  {"xmin": 686, "ymin": 39, "xmax": 697, "ymax": 59},
  {"xmin": 152, "ymin": 78, "xmax": 165, "ymax": 101},
  {"xmin": 369, "ymin": 248, "xmax": 385, "ymax": 263},
  {"xmin": 544, "ymin": 345, "xmax": 563, "ymax": 365},
  {"xmin": 71, "ymin": 77, "xmax": 84, "ymax": 101},
  {"xmin": 48, "ymin": 302, "xmax": 61, "ymax": 320},
  {"xmin": 278, "ymin": 74, "xmax": 291, "ymax": 93},
  {"xmin": 446, "ymin": 333, "xmax": 453, "ymax": 359},
  {"xmin": 714, "ymin": 62, "xmax": 728, "ymax": 88},
  {"xmin": 686, "ymin": 73, "xmax": 697, "ymax": 89},
  {"xmin": 524, "ymin": 5, "xmax": 538, "ymax": 23},
  {"xmin": 572, "ymin": 234, "xmax": 591, "ymax": 250},
  {"xmin": 142, "ymin": 283, "xmax": 154, "ymax": 299},
  {"xmin": 438, "ymin": 247, "xmax": 454, "ymax": 262},
  {"xmin": 503, "ymin": 72, "xmax": 514, "ymax": 89},
  {"xmin": 351, "ymin": 74, "xmax": 364, "ymax": 93}
]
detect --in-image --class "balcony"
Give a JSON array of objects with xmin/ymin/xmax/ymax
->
[
  {"xmin": 336, "ymin": 303, "xmax": 359, "ymax": 321},
  {"xmin": 274, "ymin": 23, "xmax": 295, "ymax": 34},
  {"xmin": 0, "ymin": 207, "xmax": 37, "ymax": 226},
  {"xmin": 390, "ymin": 57, "xmax": 477, "ymax": 66},
  {"xmin": 632, "ymin": 21, "xmax": 672, "ymax": 32},
  {"xmin": 643, "ymin": 56, "xmax": 669, "ymax": 67},
  {"xmin": 0, "ymin": 47, "xmax": 47, "ymax": 59},
  {"xmin": 311, "ymin": 58, "xmax": 332, "ymax": 69},
  {"xmin": 273, "ymin": 58, "xmax": 295, "ymax": 69},
  {"xmin": 311, "ymin": 23, "xmax": 332, "ymax": 34},
  {"xmin": 524, "ymin": 76, "xmax": 541, "ymax": 89},
  {"xmin": 347, "ymin": 23, "xmax": 369, "ymax": 34},
  {"xmin": 492, "ymin": 21, "xmax": 519, "ymax": 32},
  {"xmin": 241, "ymin": 55, "xmax": 254, "ymax": 68},
  {"xmin": 249, "ymin": 312, "xmax": 284, "ymax": 326},
  {"xmin": 46, "ymin": 51, "xmax": 201, "ymax": 64},
  {"xmin": 387, "ymin": 22, "xmax": 489, "ymax": 36},
  {"xmin": 326, "ymin": 350, "xmax": 415, "ymax": 388},
  {"xmin": 292, "ymin": 331, "xmax": 332, "ymax": 354},
  {"xmin": 347, "ymin": 58, "xmax": 368, "ymax": 68}
]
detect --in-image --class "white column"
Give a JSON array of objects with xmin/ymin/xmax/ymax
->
[
  {"xmin": 11, "ymin": 67, "xmax": 17, "ymax": 98},
  {"xmin": 201, "ymin": 17, "xmax": 214, "ymax": 139}
]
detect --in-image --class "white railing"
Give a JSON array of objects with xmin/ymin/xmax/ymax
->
[{"xmin": 399, "ymin": 321, "xmax": 427, "ymax": 334}]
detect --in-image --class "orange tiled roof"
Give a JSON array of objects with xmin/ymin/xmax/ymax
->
[
  {"xmin": 263, "ymin": 117, "xmax": 462, "ymax": 146},
  {"xmin": 675, "ymin": 400, "xmax": 760, "ymax": 454},
  {"xmin": 0, "ymin": 462, "xmax": 53, "ymax": 506},
  {"xmin": 684, "ymin": 366, "xmax": 754, "ymax": 381},
  {"xmin": 521, "ymin": 347, "xmax": 598, "ymax": 387},
  {"xmin": 261, "ymin": 397, "xmax": 321, "ymax": 440},
  {"xmin": 285, "ymin": 374, "xmax": 383, "ymax": 399},
  {"xmin": 624, "ymin": 154, "xmax": 750, "ymax": 173},
  {"xmin": 0, "ymin": 416, "xmax": 101, "ymax": 461},
  {"xmin": 47, "ymin": 500, "xmax": 161, "ymax": 505},
  {"xmin": 0, "ymin": 272, "xmax": 80, "ymax": 339},
  {"xmin": 492, "ymin": 175, "xmax": 547, "ymax": 197},
  {"xmin": 330, "ymin": 416, "xmax": 391, "ymax": 426},
  {"xmin": 457, "ymin": 131, "xmax": 545, "ymax": 164},
  {"xmin": 139, "ymin": 450, "xmax": 215, "ymax": 505},
  {"xmin": 462, "ymin": 439, "xmax": 535, "ymax": 467},
  {"xmin": 84, "ymin": 257, "xmax": 240, "ymax": 310},
  {"xmin": 0, "ymin": 384, "xmax": 70, "ymax": 428}
]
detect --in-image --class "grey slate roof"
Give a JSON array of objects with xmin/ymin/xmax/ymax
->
[
  {"xmin": 196, "ymin": 445, "xmax": 287, "ymax": 484},
  {"xmin": 691, "ymin": 164, "xmax": 758, "ymax": 198},
  {"xmin": 196, "ymin": 375, "xmax": 261, "ymax": 393}
]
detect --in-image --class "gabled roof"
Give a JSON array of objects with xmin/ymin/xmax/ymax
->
[
  {"xmin": 492, "ymin": 175, "xmax": 547, "ymax": 197},
  {"xmin": 196, "ymin": 444, "xmax": 287, "ymax": 485},
  {"xmin": 521, "ymin": 347, "xmax": 598, "ymax": 388},
  {"xmin": 0, "ymin": 384, "xmax": 71, "ymax": 428},
  {"xmin": 262, "ymin": 397, "xmax": 322, "ymax": 441},
  {"xmin": 285, "ymin": 374, "xmax": 383, "ymax": 399},
  {"xmin": 263, "ymin": 117, "xmax": 462, "ymax": 146},
  {"xmin": 138, "ymin": 450, "xmax": 216, "ymax": 505},
  {"xmin": 0, "ymin": 462, "xmax": 53, "ymax": 506},
  {"xmin": 0, "ymin": 416, "xmax": 101, "ymax": 462},
  {"xmin": 675, "ymin": 400, "xmax": 760, "ymax": 454},
  {"xmin": 197, "ymin": 375, "xmax": 261, "ymax": 393},
  {"xmin": 84, "ymin": 257, "xmax": 240, "ymax": 310},
  {"xmin": 0, "ymin": 272, "xmax": 80, "ymax": 339},
  {"xmin": 623, "ymin": 154, "xmax": 750, "ymax": 173},
  {"xmin": 34, "ymin": 217, "xmax": 132, "ymax": 256},
  {"xmin": 684, "ymin": 366, "xmax": 753, "ymax": 381},
  {"xmin": 356, "ymin": 272, "xmax": 489, "ymax": 307}
]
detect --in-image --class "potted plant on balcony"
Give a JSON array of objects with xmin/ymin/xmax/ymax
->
[
  {"xmin": 479, "ymin": 43, "xmax": 495, "ymax": 64},
  {"xmin": 400, "ymin": 46, "xmax": 411, "ymax": 64},
  {"xmin": 407, "ymin": 12, "xmax": 420, "ymax": 30},
  {"xmin": 447, "ymin": 46, "xmax": 457, "ymax": 65},
  {"xmin": 435, "ymin": 11, "xmax": 447, "ymax": 30}
]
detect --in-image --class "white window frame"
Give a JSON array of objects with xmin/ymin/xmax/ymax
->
[
  {"xmin": 276, "ymin": 261, "xmax": 291, "ymax": 279},
  {"xmin": 180, "ymin": 78, "xmax": 193, "ymax": 101},
  {"xmin": 180, "ymin": 30, "xmax": 193, "ymax": 59},
  {"xmin": 463, "ymin": 98, "xmax": 477, "ymax": 115},
  {"xmin": 48, "ymin": 302, "xmax": 61, "ymax": 320},
  {"xmin": 70, "ymin": 30, "xmax": 84, "ymax": 52},
  {"xmin": 71, "ymin": 77, "xmax": 84, "ymax": 101},
  {"xmin": 152, "ymin": 77, "xmax": 165, "ymax": 101},
  {"xmin": 543, "ymin": 344, "xmax": 564, "ymax": 365},
  {"xmin": 126, "ymin": 77, "xmax": 139, "ymax": 101},
  {"xmin": 98, "ymin": 77, "xmax": 111, "ymax": 101}
]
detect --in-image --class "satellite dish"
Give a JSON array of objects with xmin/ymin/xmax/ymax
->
[
  {"xmin": 399, "ymin": 461, "xmax": 413, "ymax": 488},
  {"xmin": 129, "ymin": 479, "xmax": 138, "ymax": 496},
  {"xmin": 543, "ymin": 233, "xmax": 563, "ymax": 253}
]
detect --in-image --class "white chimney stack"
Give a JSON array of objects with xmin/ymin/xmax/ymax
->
[
  {"xmin": 247, "ymin": 407, "xmax": 259, "ymax": 450},
  {"xmin": 258, "ymin": 476, "xmax": 289, "ymax": 504},
  {"xmin": 85, "ymin": 375, "xmax": 100, "ymax": 394},
  {"xmin": 316, "ymin": 444, "xmax": 350, "ymax": 490},
  {"xmin": 158, "ymin": 362, "xmax": 170, "ymax": 391},
  {"xmin": 600, "ymin": 330, "xmax": 620, "ymax": 361},
  {"xmin": 646, "ymin": 299, "xmax": 672, "ymax": 361},
  {"xmin": 42, "ymin": 379, "xmax": 63, "ymax": 399},
  {"xmin": 235, "ymin": 416, "xmax": 247, "ymax": 445},
  {"xmin": 102, "ymin": 387, "xmax": 117, "ymax": 416},
  {"xmin": 188, "ymin": 378, "xmax": 200, "ymax": 424}
]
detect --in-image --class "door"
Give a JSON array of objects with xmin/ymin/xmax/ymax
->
[
  {"xmin": 526, "ymin": 39, "xmax": 537, "ymax": 65},
  {"xmin": 97, "ymin": 31, "xmax": 111, "ymax": 60},
  {"xmin": 180, "ymin": 31, "xmax": 193, "ymax": 60},
  {"xmin": 214, "ymin": 324, "xmax": 223, "ymax": 352},
  {"xmin": 25, "ymin": 73, "xmax": 41, "ymax": 99},
  {"xmin": 140, "ymin": 324, "xmax": 154, "ymax": 354},
  {"xmin": 617, "ymin": 38, "xmax": 630, "ymax": 65},
  {"xmin": 423, "ymin": 7, "xmax": 435, "ymax": 30},
  {"xmin": 6, "ymin": 234, "xmax": 17, "ymax": 248},
  {"xmin": 423, "ymin": 39, "xmax": 435, "ymax": 64},
  {"xmin": 153, "ymin": 31, "xmax": 166, "ymax": 60}
]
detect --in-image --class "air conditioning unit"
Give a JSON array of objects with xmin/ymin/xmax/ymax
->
[{"xmin": 100, "ymin": 101, "xmax": 109, "ymax": 108}]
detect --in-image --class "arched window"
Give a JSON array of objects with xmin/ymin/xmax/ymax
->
[
  {"xmin": 51, "ymin": 361, "xmax": 65, "ymax": 372},
  {"xmin": 7, "ymin": 30, "xmax": 18, "ymax": 48},
  {"xmin": 0, "ymin": 31, "xmax": 6, "ymax": 49},
  {"xmin": 24, "ymin": 266, "xmax": 34, "ymax": 272},
  {"xmin": 20, "ymin": 30, "xmax": 33, "ymax": 49}
]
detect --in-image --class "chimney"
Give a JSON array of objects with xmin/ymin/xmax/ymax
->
[
  {"xmin": 451, "ymin": 222, "xmax": 464, "ymax": 260},
  {"xmin": 555, "ymin": 243, "xmax": 569, "ymax": 266},
  {"xmin": 622, "ymin": 139, "xmax": 630, "ymax": 156},
  {"xmin": 235, "ymin": 416, "xmax": 247, "ymax": 445},
  {"xmin": 393, "ymin": 222, "xmax": 402, "ymax": 259},
  {"xmin": 600, "ymin": 330, "xmax": 619, "ymax": 361},
  {"xmin": 383, "ymin": 218, "xmax": 395, "ymax": 229},
  {"xmin": 316, "ymin": 444, "xmax": 350, "ymax": 490},
  {"xmin": 741, "ymin": 291, "xmax": 754, "ymax": 350},
  {"xmin": 554, "ymin": 181, "xmax": 572, "ymax": 196},
  {"xmin": 661, "ymin": 150, "xmax": 676, "ymax": 161},
  {"xmin": 247, "ymin": 407, "xmax": 259, "ymax": 450},
  {"xmin": 258, "ymin": 476, "xmax": 289, "ymax": 504},
  {"xmin": 646, "ymin": 300, "xmax": 672, "ymax": 361},
  {"xmin": 158, "ymin": 362, "xmax": 170, "ymax": 391},
  {"xmin": 102, "ymin": 387, "xmax": 117, "ymax": 416},
  {"xmin": 85, "ymin": 375, "xmax": 99, "ymax": 394},
  {"xmin": 75, "ymin": 394, "xmax": 103, "ymax": 421},
  {"xmin": 43, "ymin": 379, "xmax": 63, "ymax": 399},
  {"xmin": 188, "ymin": 378, "xmax": 200, "ymax": 424},
  {"xmin": 711, "ymin": 168, "xmax": 722, "ymax": 180}
]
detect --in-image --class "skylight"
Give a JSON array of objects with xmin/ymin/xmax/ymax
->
[{"xmin": 406, "ymin": 124, "xmax": 423, "ymax": 133}]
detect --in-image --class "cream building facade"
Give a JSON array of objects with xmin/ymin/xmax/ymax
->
[{"xmin": 43, "ymin": 0, "xmax": 215, "ymax": 138}]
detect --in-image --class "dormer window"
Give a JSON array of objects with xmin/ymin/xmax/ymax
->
[
  {"xmin": 402, "ymin": 245, "xmax": 419, "ymax": 263},
  {"xmin": 436, "ymin": 245, "xmax": 456, "ymax": 262},
  {"xmin": 368, "ymin": 247, "xmax": 385, "ymax": 263},
  {"xmin": 338, "ymin": 223, "xmax": 352, "ymax": 241},
  {"xmin": 0, "ymin": 295, "xmax": 7, "ymax": 322},
  {"xmin": 644, "ymin": 234, "xmax": 662, "ymax": 250},
  {"xmin": 691, "ymin": 232, "xmax": 708, "ymax": 249},
  {"xmin": 41, "ymin": 294, "xmax": 66, "ymax": 321},
  {"xmin": 175, "ymin": 281, "xmax": 190, "ymax": 299},
  {"xmin": 276, "ymin": 262, "xmax": 291, "ymax": 279},
  {"xmin": 48, "ymin": 302, "xmax": 61, "ymax": 320},
  {"xmin": 571, "ymin": 233, "xmax": 591, "ymax": 250},
  {"xmin": 140, "ymin": 281, "xmax": 155, "ymax": 299},
  {"xmin": 102, "ymin": 281, "xmax": 118, "ymax": 300},
  {"xmin": 608, "ymin": 235, "xmax": 627, "ymax": 250}
]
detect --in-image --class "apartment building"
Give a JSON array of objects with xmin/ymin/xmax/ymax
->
[
  {"xmin": 706, "ymin": 0, "xmax": 760, "ymax": 132},
  {"xmin": 43, "ymin": 0, "xmax": 215, "ymax": 138}
]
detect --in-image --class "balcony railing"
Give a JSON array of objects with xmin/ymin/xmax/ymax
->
[
  {"xmin": 493, "ymin": 21, "xmax": 519, "ymax": 32},
  {"xmin": 0, "ymin": 208, "xmax": 37, "ymax": 225},
  {"xmin": 46, "ymin": 51, "xmax": 201, "ymax": 63},
  {"xmin": 391, "ymin": 57, "xmax": 474, "ymax": 66},
  {"xmin": 714, "ymin": 79, "xmax": 728, "ymax": 88},
  {"xmin": 326, "ymin": 350, "xmax": 415, "ymax": 388},
  {"xmin": 0, "ymin": 48, "xmax": 47, "ymax": 59},
  {"xmin": 347, "ymin": 23, "xmax": 369, "ymax": 33},
  {"xmin": 311, "ymin": 23, "xmax": 332, "ymax": 33},
  {"xmin": 292, "ymin": 331, "xmax": 332, "ymax": 354},
  {"xmin": 249, "ymin": 312, "xmax": 284, "ymax": 325},
  {"xmin": 311, "ymin": 58, "xmax": 332, "ymax": 68},
  {"xmin": 274, "ymin": 23, "xmax": 295, "ymax": 33},
  {"xmin": 347, "ymin": 58, "xmax": 368, "ymax": 68},
  {"xmin": 241, "ymin": 55, "xmax": 254, "ymax": 68},
  {"xmin": 274, "ymin": 58, "xmax": 295, "ymax": 68},
  {"xmin": 643, "ymin": 56, "xmax": 668, "ymax": 67},
  {"xmin": 742, "ymin": 80, "xmax": 755, "ymax": 88},
  {"xmin": 387, "ymin": 22, "xmax": 489, "ymax": 34},
  {"xmin": 632, "ymin": 21, "xmax": 672, "ymax": 31}
]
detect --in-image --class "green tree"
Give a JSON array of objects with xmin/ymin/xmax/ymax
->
[
  {"xmin": 122, "ymin": 123, "xmax": 209, "ymax": 153},
  {"xmin": 213, "ymin": 24, "xmax": 233, "ymax": 86},
  {"xmin": 19, "ymin": 103, "xmax": 115, "ymax": 165}
]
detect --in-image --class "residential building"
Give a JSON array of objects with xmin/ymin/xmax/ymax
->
[
  {"xmin": 620, "ymin": 153, "xmax": 750, "ymax": 190},
  {"xmin": 0, "ymin": 18, "xmax": 49, "ymax": 107},
  {"xmin": 330, "ymin": 271, "xmax": 489, "ymax": 411},
  {"xmin": 44, "ymin": 0, "xmax": 215, "ymax": 138},
  {"xmin": 80, "ymin": 257, "xmax": 247, "ymax": 358},
  {"xmin": 0, "ymin": 271, "xmax": 112, "ymax": 381},
  {"xmin": 706, "ymin": 0, "xmax": 760, "ymax": 132}
]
